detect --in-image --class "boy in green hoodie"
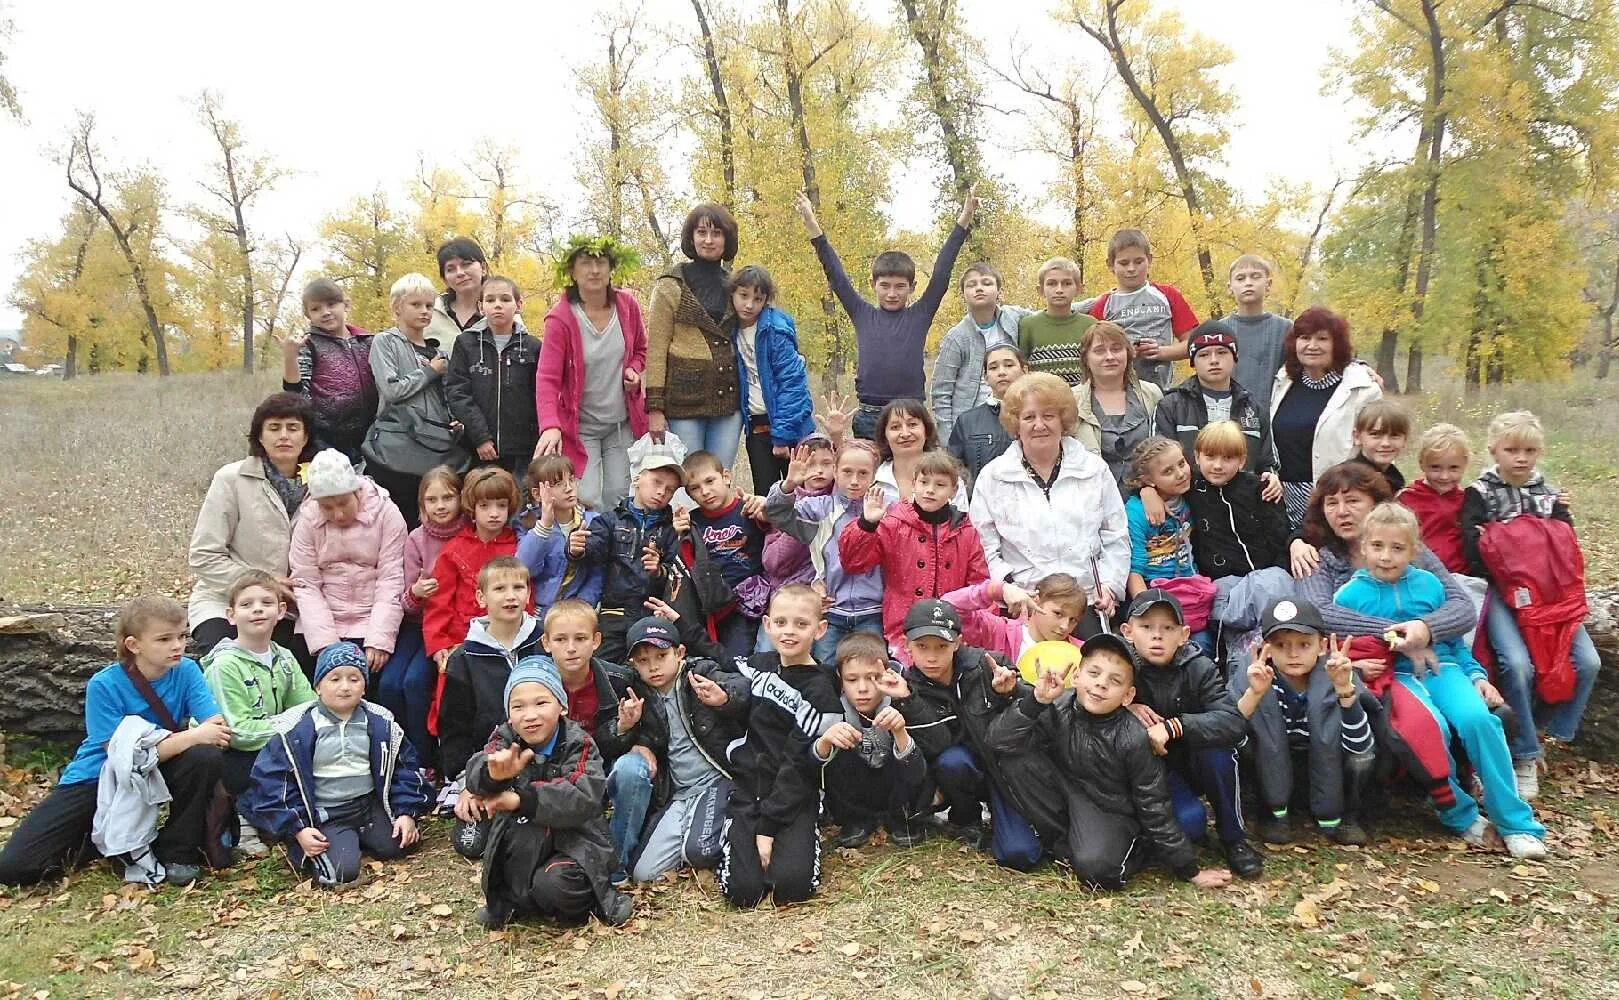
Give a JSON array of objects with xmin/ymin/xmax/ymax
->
[{"xmin": 202, "ymin": 570, "xmax": 317, "ymax": 856}]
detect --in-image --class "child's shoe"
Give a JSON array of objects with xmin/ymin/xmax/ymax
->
[
  {"xmin": 474, "ymin": 900, "xmax": 515, "ymax": 929},
  {"xmin": 1253, "ymin": 812, "xmax": 1293, "ymax": 845},
  {"xmin": 832, "ymin": 821, "xmax": 877, "ymax": 849},
  {"xmin": 1460, "ymin": 816, "xmax": 1505, "ymax": 851},
  {"xmin": 886, "ymin": 815, "xmax": 929, "ymax": 848},
  {"xmin": 1222, "ymin": 838, "xmax": 1264, "ymax": 879},
  {"xmin": 121, "ymin": 849, "xmax": 166, "ymax": 888},
  {"xmin": 162, "ymin": 863, "xmax": 202, "ymax": 886},
  {"xmin": 1321, "ymin": 818, "xmax": 1369, "ymax": 847},
  {"xmin": 598, "ymin": 889, "xmax": 634, "ymax": 927},
  {"xmin": 236, "ymin": 816, "xmax": 269, "ymax": 858},
  {"xmin": 1513, "ymin": 758, "xmax": 1541, "ymax": 800},
  {"xmin": 1503, "ymin": 833, "xmax": 1549, "ymax": 860}
]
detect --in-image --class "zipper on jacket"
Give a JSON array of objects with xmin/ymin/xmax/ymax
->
[{"xmin": 1222, "ymin": 487, "xmax": 1255, "ymax": 571}]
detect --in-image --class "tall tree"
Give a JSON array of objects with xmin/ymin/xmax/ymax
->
[
  {"xmin": 897, "ymin": 0, "xmax": 990, "ymax": 256},
  {"xmin": 689, "ymin": 0, "xmax": 736, "ymax": 206},
  {"xmin": 10, "ymin": 205, "xmax": 98, "ymax": 378},
  {"xmin": 319, "ymin": 188, "xmax": 416, "ymax": 331}
]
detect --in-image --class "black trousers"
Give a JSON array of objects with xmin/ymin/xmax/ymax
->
[
  {"xmin": 367, "ymin": 462, "xmax": 422, "ymax": 530},
  {"xmin": 718, "ymin": 798, "xmax": 821, "ymax": 908},
  {"xmin": 220, "ymin": 748, "xmax": 260, "ymax": 797},
  {"xmin": 744, "ymin": 415, "xmax": 788, "ymax": 495},
  {"xmin": 1066, "ymin": 784, "xmax": 1146, "ymax": 890},
  {"xmin": 597, "ymin": 611, "xmax": 632, "ymax": 664},
  {"xmin": 286, "ymin": 795, "xmax": 409, "ymax": 886},
  {"xmin": 521, "ymin": 855, "xmax": 596, "ymax": 922},
  {"xmin": 192, "ymin": 617, "xmax": 314, "ymax": 679},
  {"xmin": 0, "ymin": 745, "xmax": 224, "ymax": 886},
  {"xmin": 825, "ymin": 752, "xmax": 929, "ymax": 829}
]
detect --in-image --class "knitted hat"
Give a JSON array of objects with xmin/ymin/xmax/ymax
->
[
  {"xmin": 304, "ymin": 448, "xmax": 365, "ymax": 499},
  {"xmin": 1188, "ymin": 320, "xmax": 1238, "ymax": 361},
  {"xmin": 505, "ymin": 655, "xmax": 569, "ymax": 711},
  {"xmin": 314, "ymin": 641, "xmax": 369, "ymax": 686}
]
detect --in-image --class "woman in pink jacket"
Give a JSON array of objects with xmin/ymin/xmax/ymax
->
[
  {"xmin": 534, "ymin": 235, "xmax": 649, "ymax": 511},
  {"xmin": 289, "ymin": 449, "xmax": 409, "ymax": 673}
]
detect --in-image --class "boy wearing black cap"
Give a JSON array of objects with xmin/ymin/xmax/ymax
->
[
  {"xmin": 581, "ymin": 445, "xmax": 684, "ymax": 662},
  {"xmin": 1154, "ymin": 320, "xmax": 1279, "ymax": 482},
  {"xmin": 1229, "ymin": 599, "xmax": 1377, "ymax": 846},
  {"xmin": 1004, "ymin": 631, "xmax": 1232, "ymax": 890},
  {"xmin": 889, "ymin": 599, "xmax": 1070, "ymax": 871},
  {"xmin": 1120, "ymin": 589, "xmax": 1260, "ymax": 878}
]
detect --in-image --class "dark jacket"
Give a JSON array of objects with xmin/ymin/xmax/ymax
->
[
  {"xmin": 1460, "ymin": 467, "xmax": 1572, "ymax": 580},
  {"xmin": 1154, "ymin": 375, "xmax": 1276, "ymax": 474},
  {"xmin": 582, "ymin": 498, "xmax": 679, "ymax": 612},
  {"xmin": 466, "ymin": 719, "xmax": 619, "ymax": 917},
  {"xmin": 613, "ymin": 655, "xmax": 751, "ymax": 810},
  {"xmin": 438, "ymin": 616, "xmax": 544, "ymax": 778},
  {"xmin": 946, "ymin": 401, "xmax": 1013, "ymax": 499},
  {"xmin": 1127, "ymin": 642, "xmax": 1246, "ymax": 770},
  {"xmin": 571, "ymin": 657, "xmax": 634, "ymax": 767},
  {"xmin": 1186, "ymin": 471, "xmax": 1290, "ymax": 579},
  {"xmin": 443, "ymin": 319, "xmax": 542, "ymax": 464},
  {"xmin": 285, "ymin": 325, "xmax": 378, "ymax": 457},
  {"xmin": 727, "ymin": 653, "xmax": 843, "ymax": 836}
]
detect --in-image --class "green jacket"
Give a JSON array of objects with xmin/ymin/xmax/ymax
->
[{"xmin": 202, "ymin": 639, "xmax": 317, "ymax": 752}]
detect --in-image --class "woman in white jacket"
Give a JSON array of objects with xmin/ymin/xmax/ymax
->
[
  {"xmin": 968, "ymin": 372, "xmax": 1129, "ymax": 623},
  {"xmin": 1269, "ymin": 307, "xmax": 1381, "ymax": 528}
]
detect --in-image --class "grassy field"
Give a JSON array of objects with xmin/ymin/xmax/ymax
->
[{"xmin": 1, "ymin": 368, "xmax": 1617, "ymax": 998}]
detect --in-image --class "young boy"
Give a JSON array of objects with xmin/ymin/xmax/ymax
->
[
  {"xmin": 1397, "ymin": 423, "xmax": 1473, "ymax": 575},
  {"xmin": 440, "ymin": 557, "xmax": 544, "ymax": 831},
  {"xmin": 239, "ymin": 643, "xmax": 426, "ymax": 888},
  {"xmin": 1186, "ymin": 421, "xmax": 1290, "ymax": 581},
  {"xmin": 889, "ymin": 600, "xmax": 1067, "ymax": 871},
  {"xmin": 1084, "ymin": 229, "xmax": 1199, "ymax": 388},
  {"xmin": 1461, "ymin": 410, "xmax": 1598, "ymax": 797},
  {"xmin": 1119, "ymin": 589, "xmax": 1259, "ymax": 878},
  {"xmin": 581, "ymin": 445, "xmax": 684, "ymax": 662},
  {"xmin": 1221, "ymin": 254, "xmax": 1292, "ymax": 414},
  {"xmin": 1154, "ymin": 322, "xmax": 1278, "ymax": 480},
  {"xmin": 931, "ymin": 263, "xmax": 1031, "ymax": 440},
  {"xmin": 616, "ymin": 616, "xmax": 750, "ymax": 883},
  {"xmin": 682, "ymin": 450, "xmax": 770, "ymax": 656},
  {"xmin": 0, "ymin": 597, "xmax": 230, "ymax": 888},
  {"xmin": 817, "ymin": 633, "xmax": 930, "ymax": 849},
  {"xmin": 947, "ymin": 344, "xmax": 1026, "ymax": 498},
  {"xmin": 795, "ymin": 189, "xmax": 978, "ymax": 440},
  {"xmin": 1229, "ymin": 599, "xmax": 1377, "ymax": 846},
  {"xmin": 1349, "ymin": 399, "xmax": 1411, "ymax": 493},
  {"xmin": 444, "ymin": 275, "xmax": 541, "ymax": 479},
  {"xmin": 1017, "ymin": 257, "xmax": 1097, "ymax": 386},
  {"xmin": 517, "ymin": 454, "xmax": 605, "ymax": 619},
  {"xmin": 720, "ymin": 585, "xmax": 845, "ymax": 907},
  {"xmin": 283, "ymin": 277, "xmax": 376, "ymax": 463},
  {"xmin": 202, "ymin": 570, "xmax": 317, "ymax": 857},
  {"xmin": 462, "ymin": 656, "xmax": 633, "ymax": 928}
]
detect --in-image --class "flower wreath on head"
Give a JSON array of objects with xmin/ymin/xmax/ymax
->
[{"xmin": 553, "ymin": 234, "xmax": 642, "ymax": 289}]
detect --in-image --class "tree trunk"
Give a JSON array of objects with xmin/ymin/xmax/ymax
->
[
  {"xmin": 1374, "ymin": 127, "xmax": 1431, "ymax": 393},
  {"xmin": 898, "ymin": 0, "xmax": 980, "ymax": 256},
  {"xmin": 1405, "ymin": 344, "xmax": 1423, "ymax": 394},
  {"xmin": 1405, "ymin": 0, "xmax": 1447, "ymax": 349},
  {"xmin": 690, "ymin": 0, "xmax": 737, "ymax": 207},
  {"xmin": 64, "ymin": 335, "xmax": 78, "ymax": 380}
]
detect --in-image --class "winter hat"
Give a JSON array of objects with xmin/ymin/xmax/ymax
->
[
  {"xmin": 314, "ymin": 641, "xmax": 369, "ymax": 686},
  {"xmin": 505, "ymin": 655, "xmax": 568, "ymax": 711},
  {"xmin": 1188, "ymin": 320, "xmax": 1239, "ymax": 361},
  {"xmin": 304, "ymin": 448, "xmax": 365, "ymax": 499}
]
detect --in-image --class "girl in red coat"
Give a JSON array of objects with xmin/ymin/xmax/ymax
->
[
  {"xmin": 840, "ymin": 450, "xmax": 989, "ymax": 660},
  {"xmin": 423, "ymin": 467, "xmax": 526, "ymax": 671}
]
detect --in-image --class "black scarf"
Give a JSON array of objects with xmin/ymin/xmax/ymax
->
[{"xmin": 683, "ymin": 259, "xmax": 729, "ymax": 325}]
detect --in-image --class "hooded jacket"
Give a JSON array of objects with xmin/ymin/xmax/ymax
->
[
  {"xmin": 1155, "ymin": 374, "xmax": 1277, "ymax": 474},
  {"xmin": 289, "ymin": 478, "xmax": 409, "ymax": 653},
  {"xmin": 564, "ymin": 657, "xmax": 634, "ymax": 765},
  {"xmin": 1397, "ymin": 479, "xmax": 1467, "ymax": 575},
  {"xmin": 946, "ymin": 401, "xmax": 1014, "ymax": 499},
  {"xmin": 763, "ymin": 486, "xmax": 883, "ymax": 616},
  {"xmin": 444, "ymin": 317, "xmax": 542, "ymax": 463},
  {"xmin": 202, "ymin": 639, "xmax": 317, "ymax": 752},
  {"xmin": 727, "ymin": 653, "xmax": 843, "ymax": 836},
  {"xmin": 364, "ymin": 327, "xmax": 468, "ymax": 476},
  {"xmin": 839, "ymin": 499, "xmax": 990, "ymax": 654},
  {"xmin": 437, "ymin": 614, "xmax": 544, "ymax": 778},
  {"xmin": 1186, "ymin": 471, "xmax": 1290, "ymax": 580},
  {"xmin": 733, "ymin": 305, "xmax": 815, "ymax": 448},
  {"xmin": 187, "ymin": 458, "xmax": 296, "ymax": 628},
  {"xmin": 535, "ymin": 290, "xmax": 650, "ymax": 479},
  {"xmin": 930, "ymin": 305, "xmax": 1031, "ymax": 442},
  {"xmin": 1460, "ymin": 466, "xmax": 1573, "ymax": 580},
  {"xmin": 285, "ymin": 326, "xmax": 377, "ymax": 455},
  {"xmin": 1126, "ymin": 641, "xmax": 1245, "ymax": 769},
  {"xmin": 581, "ymin": 498, "xmax": 679, "ymax": 612},
  {"xmin": 421, "ymin": 522, "xmax": 522, "ymax": 657},
  {"xmin": 517, "ymin": 510, "xmax": 606, "ymax": 617},
  {"xmin": 613, "ymin": 655, "xmax": 751, "ymax": 810}
]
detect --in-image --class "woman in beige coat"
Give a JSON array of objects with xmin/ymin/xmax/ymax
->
[{"xmin": 1071, "ymin": 321, "xmax": 1163, "ymax": 495}]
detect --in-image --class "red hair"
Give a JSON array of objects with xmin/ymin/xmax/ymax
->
[{"xmin": 1283, "ymin": 307, "xmax": 1354, "ymax": 380}]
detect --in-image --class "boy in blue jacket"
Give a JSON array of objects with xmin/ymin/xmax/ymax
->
[
  {"xmin": 727, "ymin": 265, "xmax": 816, "ymax": 493},
  {"xmin": 518, "ymin": 454, "xmax": 604, "ymax": 617}
]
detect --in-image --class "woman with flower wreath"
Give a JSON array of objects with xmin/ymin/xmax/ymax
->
[{"xmin": 534, "ymin": 235, "xmax": 650, "ymax": 511}]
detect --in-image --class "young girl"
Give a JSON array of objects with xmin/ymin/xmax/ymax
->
[
  {"xmin": 377, "ymin": 465, "xmax": 464, "ymax": 767},
  {"xmin": 739, "ymin": 433, "xmax": 835, "ymax": 653},
  {"xmin": 240, "ymin": 643, "xmax": 427, "ymax": 887},
  {"xmin": 764, "ymin": 439, "xmax": 886, "ymax": 663},
  {"xmin": 445, "ymin": 276, "xmax": 542, "ymax": 480},
  {"xmin": 0, "ymin": 597, "xmax": 231, "ymax": 887},
  {"xmin": 1334, "ymin": 504, "xmax": 1549, "ymax": 859},
  {"xmin": 1125, "ymin": 437, "xmax": 1198, "ymax": 596},
  {"xmin": 1398, "ymin": 423, "xmax": 1472, "ymax": 575},
  {"xmin": 289, "ymin": 449, "xmax": 409, "ymax": 672},
  {"xmin": 422, "ymin": 467, "xmax": 523, "ymax": 672},
  {"xmin": 1349, "ymin": 399, "xmax": 1411, "ymax": 494},
  {"xmin": 939, "ymin": 572, "xmax": 1088, "ymax": 679},
  {"xmin": 873, "ymin": 398, "xmax": 968, "ymax": 509},
  {"xmin": 727, "ymin": 264, "xmax": 816, "ymax": 493}
]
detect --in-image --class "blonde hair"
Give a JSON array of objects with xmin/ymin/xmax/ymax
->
[
  {"xmin": 1036, "ymin": 257, "xmax": 1082, "ymax": 288},
  {"xmin": 1000, "ymin": 372, "xmax": 1080, "ymax": 436},
  {"xmin": 1034, "ymin": 573, "xmax": 1087, "ymax": 615},
  {"xmin": 389, "ymin": 272, "xmax": 438, "ymax": 307},
  {"xmin": 1227, "ymin": 253, "xmax": 1273, "ymax": 278},
  {"xmin": 1126, "ymin": 436, "xmax": 1184, "ymax": 490},
  {"xmin": 116, "ymin": 596, "xmax": 187, "ymax": 666},
  {"xmin": 1487, "ymin": 410, "xmax": 1545, "ymax": 449},
  {"xmin": 418, "ymin": 465, "xmax": 463, "ymax": 509},
  {"xmin": 1360, "ymin": 501, "xmax": 1420, "ymax": 548},
  {"xmin": 1077, "ymin": 321, "xmax": 1139, "ymax": 387},
  {"xmin": 1415, "ymin": 423, "xmax": 1471, "ymax": 465},
  {"xmin": 1193, "ymin": 420, "xmax": 1249, "ymax": 462},
  {"xmin": 545, "ymin": 598, "xmax": 598, "ymax": 634}
]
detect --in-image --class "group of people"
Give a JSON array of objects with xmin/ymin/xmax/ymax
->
[{"xmin": 0, "ymin": 197, "xmax": 1601, "ymax": 933}]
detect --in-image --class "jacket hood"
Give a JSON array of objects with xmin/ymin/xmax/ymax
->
[
  {"xmin": 1479, "ymin": 464, "xmax": 1545, "ymax": 490},
  {"xmin": 202, "ymin": 637, "xmax": 285, "ymax": 669},
  {"xmin": 1167, "ymin": 373, "xmax": 1254, "ymax": 406},
  {"xmin": 986, "ymin": 437, "xmax": 1109, "ymax": 487},
  {"xmin": 466, "ymin": 315, "xmax": 531, "ymax": 338},
  {"xmin": 464, "ymin": 614, "xmax": 541, "ymax": 653},
  {"xmin": 754, "ymin": 304, "xmax": 797, "ymax": 339}
]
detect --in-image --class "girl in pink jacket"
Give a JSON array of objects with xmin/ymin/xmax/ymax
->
[
  {"xmin": 939, "ymin": 574, "xmax": 1088, "ymax": 679},
  {"xmin": 289, "ymin": 450, "xmax": 409, "ymax": 674}
]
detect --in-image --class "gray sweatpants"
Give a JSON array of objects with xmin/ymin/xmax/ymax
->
[{"xmin": 630, "ymin": 779, "xmax": 728, "ymax": 883}]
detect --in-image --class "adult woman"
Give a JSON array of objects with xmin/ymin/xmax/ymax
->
[
  {"xmin": 535, "ymin": 235, "xmax": 650, "ymax": 511},
  {"xmin": 1270, "ymin": 307, "xmax": 1381, "ymax": 526},
  {"xmin": 1072, "ymin": 321, "xmax": 1163, "ymax": 494},
  {"xmin": 872, "ymin": 398, "xmax": 967, "ymax": 509},
  {"xmin": 188, "ymin": 391, "xmax": 318, "ymax": 667},
  {"xmin": 969, "ymin": 372, "xmax": 1129, "ymax": 622},
  {"xmin": 425, "ymin": 237, "xmax": 487, "ymax": 342},
  {"xmin": 645, "ymin": 203, "xmax": 743, "ymax": 467}
]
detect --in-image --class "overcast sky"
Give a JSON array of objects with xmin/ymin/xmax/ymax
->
[{"xmin": 0, "ymin": 0, "xmax": 1392, "ymax": 331}]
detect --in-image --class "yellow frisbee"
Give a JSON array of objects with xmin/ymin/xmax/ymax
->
[{"xmin": 1017, "ymin": 640, "xmax": 1083, "ymax": 685}]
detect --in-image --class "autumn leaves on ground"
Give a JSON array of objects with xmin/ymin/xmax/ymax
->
[{"xmin": 2, "ymin": 372, "xmax": 1618, "ymax": 1000}]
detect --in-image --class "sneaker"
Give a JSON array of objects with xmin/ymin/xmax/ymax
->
[
  {"xmin": 1253, "ymin": 813, "xmax": 1293, "ymax": 845},
  {"xmin": 474, "ymin": 901, "xmax": 514, "ymax": 929},
  {"xmin": 951, "ymin": 821, "xmax": 990, "ymax": 851},
  {"xmin": 832, "ymin": 821, "xmax": 877, "ymax": 849},
  {"xmin": 1322, "ymin": 819, "xmax": 1370, "ymax": 847},
  {"xmin": 609, "ymin": 869, "xmax": 630, "ymax": 888},
  {"xmin": 121, "ymin": 850, "xmax": 166, "ymax": 888},
  {"xmin": 1514, "ymin": 758, "xmax": 1540, "ymax": 801},
  {"xmin": 1222, "ymin": 838, "xmax": 1264, "ymax": 879},
  {"xmin": 162, "ymin": 863, "xmax": 202, "ymax": 886},
  {"xmin": 1459, "ymin": 816, "xmax": 1504, "ymax": 851},
  {"xmin": 599, "ymin": 889, "xmax": 634, "ymax": 927},
  {"xmin": 236, "ymin": 818, "xmax": 269, "ymax": 859},
  {"xmin": 886, "ymin": 817, "xmax": 929, "ymax": 848},
  {"xmin": 1504, "ymin": 833, "xmax": 1549, "ymax": 860}
]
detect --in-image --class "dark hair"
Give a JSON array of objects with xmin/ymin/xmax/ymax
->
[
  {"xmin": 874, "ymin": 398, "xmax": 940, "ymax": 462},
  {"xmin": 912, "ymin": 449, "xmax": 962, "ymax": 486},
  {"xmin": 725, "ymin": 264, "xmax": 776, "ymax": 303},
  {"xmin": 1300, "ymin": 461, "xmax": 1394, "ymax": 552},
  {"xmin": 680, "ymin": 202, "xmax": 739, "ymax": 262},
  {"xmin": 436, "ymin": 237, "xmax": 487, "ymax": 280},
  {"xmin": 525, "ymin": 454, "xmax": 577, "ymax": 489},
  {"xmin": 301, "ymin": 277, "xmax": 344, "ymax": 309},
  {"xmin": 984, "ymin": 343, "xmax": 1027, "ymax": 371},
  {"xmin": 871, "ymin": 250, "xmax": 916, "ymax": 285},
  {"xmin": 247, "ymin": 391, "xmax": 318, "ymax": 463},
  {"xmin": 481, "ymin": 275, "xmax": 522, "ymax": 301},
  {"xmin": 959, "ymin": 261, "xmax": 1002, "ymax": 291},
  {"xmin": 1284, "ymin": 307, "xmax": 1354, "ymax": 379},
  {"xmin": 1107, "ymin": 229, "xmax": 1151, "ymax": 265}
]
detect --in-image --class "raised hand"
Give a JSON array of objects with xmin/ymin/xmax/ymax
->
[
  {"xmin": 873, "ymin": 669, "xmax": 911, "ymax": 701},
  {"xmin": 1246, "ymin": 642, "xmax": 1275, "ymax": 697},
  {"xmin": 641, "ymin": 538, "xmax": 662, "ymax": 574},
  {"xmin": 568, "ymin": 526, "xmax": 589, "ymax": 558},
  {"xmin": 1033, "ymin": 662, "xmax": 1066, "ymax": 704},
  {"xmin": 814, "ymin": 390, "xmax": 853, "ymax": 445},
  {"xmin": 671, "ymin": 505, "xmax": 691, "ymax": 535},
  {"xmin": 643, "ymin": 596, "xmax": 680, "ymax": 622},
  {"xmin": 484, "ymin": 744, "xmax": 535, "ymax": 782},
  {"xmin": 783, "ymin": 445, "xmax": 813, "ymax": 491},
  {"xmin": 617, "ymin": 688, "xmax": 645, "ymax": 732},
  {"xmin": 1324, "ymin": 634, "xmax": 1356, "ymax": 699},
  {"xmin": 1002, "ymin": 583, "xmax": 1033, "ymax": 616},
  {"xmin": 957, "ymin": 184, "xmax": 980, "ymax": 228},
  {"xmin": 862, "ymin": 484, "xmax": 889, "ymax": 523},
  {"xmin": 990, "ymin": 657, "xmax": 1019, "ymax": 696},
  {"xmin": 793, "ymin": 191, "xmax": 820, "ymax": 237},
  {"xmin": 688, "ymin": 671, "xmax": 729, "ymax": 707}
]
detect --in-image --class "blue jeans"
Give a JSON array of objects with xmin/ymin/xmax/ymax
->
[
  {"xmin": 1166, "ymin": 746, "xmax": 1244, "ymax": 844},
  {"xmin": 852, "ymin": 405, "xmax": 881, "ymax": 442},
  {"xmin": 374, "ymin": 622, "xmax": 436, "ymax": 767},
  {"xmin": 1486, "ymin": 590, "xmax": 1601, "ymax": 760},
  {"xmin": 812, "ymin": 610, "xmax": 884, "ymax": 664},
  {"xmin": 606, "ymin": 753, "xmax": 655, "ymax": 875},
  {"xmin": 668, "ymin": 412, "xmax": 744, "ymax": 470},
  {"xmin": 933, "ymin": 744, "xmax": 1043, "ymax": 871}
]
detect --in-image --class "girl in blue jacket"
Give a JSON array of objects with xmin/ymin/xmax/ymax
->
[{"xmin": 728, "ymin": 265, "xmax": 816, "ymax": 494}]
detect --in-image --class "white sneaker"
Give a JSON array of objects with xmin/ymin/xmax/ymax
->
[
  {"xmin": 236, "ymin": 820, "xmax": 268, "ymax": 858},
  {"xmin": 1504, "ymin": 833, "xmax": 1549, "ymax": 860},
  {"xmin": 121, "ymin": 848, "xmax": 166, "ymax": 888},
  {"xmin": 1514, "ymin": 759, "xmax": 1540, "ymax": 800},
  {"xmin": 1459, "ymin": 816, "xmax": 1502, "ymax": 851}
]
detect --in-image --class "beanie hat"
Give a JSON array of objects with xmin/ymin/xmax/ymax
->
[
  {"xmin": 304, "ymin": 448, "xmax": 366, "ymax": 499},
  {"xmin": 1188, "ymin": 320, "xmax": 1238, "ymax": 361},
  {"xmin": 505, "ymin": 655, "xmax": 569, "ymax": 711},
  {"xmin": 314, "ymin": 641, "xmax": 369, "ymax": 686}
]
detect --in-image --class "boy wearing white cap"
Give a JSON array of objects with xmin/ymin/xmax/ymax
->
[{"xmin": 580, "ymin": 445, "xmax": 684, "ymax": 661}]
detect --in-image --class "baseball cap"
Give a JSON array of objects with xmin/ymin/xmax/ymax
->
[
  {"xmin": 1188, "ymin": 319, "xmax": 1238, "ymax": 361},
  {"xmin": 1079, "ymin": 631, "xmax": 1135, "ymax": 666},
  {"xmin": 632, "ymin": 442, "xmax": 685, "ymax": 484},
  {"xmin": 626, "ymin": 616, "xmax": 679, "ymax": 652},
  {"xmin": 903, "ymin": 599, "xmax": 962, "ymax": 643},
  {"xmin": 1126, "ymin": 587, "xmax": 1184, "ymax": 625},
  {"xmin": 1261, "ymin": 599, "xmax": 1326, "ymax": 638}
]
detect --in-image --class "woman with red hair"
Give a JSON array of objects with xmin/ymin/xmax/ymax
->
[{"xmin": 1269, "ymin": 307, "xmax": 1381, "ymax": 527}]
